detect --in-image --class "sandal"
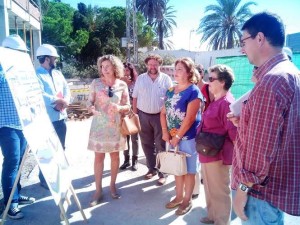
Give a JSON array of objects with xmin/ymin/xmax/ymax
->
[
  {"xmin": 165, "ymin": 200, "xmax": 183, "ymax": 209},
  {"xmin": 111, "ymin": 192, "xmax": 121, "ymax": 199},
  {"xmin": 200, "ymin": 217, "xmax": 214, "ymax": 224},
  {"xmin": 175, "ymin": 202, "xmax": 192, "ymax": 216},
  {"xmin": 89, "ymin": 194, "xmax": 103, "ymax": 207}
]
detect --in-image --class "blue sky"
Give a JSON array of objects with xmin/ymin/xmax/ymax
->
[{"xmin": 62, "ymin": 0, "xmax": 300, "ymax": 51}]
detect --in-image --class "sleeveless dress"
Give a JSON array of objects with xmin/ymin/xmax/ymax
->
[{"xmin": 87, "ymin": 78, "xmax": 130, "ymax": 153}]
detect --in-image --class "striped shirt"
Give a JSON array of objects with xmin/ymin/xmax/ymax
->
[
  {"xmin": 0, "ymin": 64, "xmax": 22, "ymax": 130},
  {"xmin": 231, "ymin": 53, "xmax": 300, "ymax": 215},
  {"xmin": 132, "ymin": 72, "xmax": 172, "ymax": 114}
]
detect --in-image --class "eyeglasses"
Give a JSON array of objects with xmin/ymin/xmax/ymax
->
[
  {"xmin": 240, "ymin": 36, "xmax": 252, "ymax": 47},
  {"xmin": 108, "ymin": 86, "xmax": 113, "ymax": 98},
  {"xmin": 208, "ymin": 77, "xmax": 219, "ymax": 82}
]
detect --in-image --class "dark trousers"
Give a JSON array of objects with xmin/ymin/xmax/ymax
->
[
  {"xmin": 138, "ymin": 111, "xmax": 167, "ymax": 178},
  {"xmin": 123, "ymin": 134, "xmax": 139, "ymax": 157},
  {"xmin": 39, "ymin": 119, "xmax": 67, "ymax": 184},
  {"xmin": 0, "ymin": 127, "xmax": 27, "ymax": 207}
]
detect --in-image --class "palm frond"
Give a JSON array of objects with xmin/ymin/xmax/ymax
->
[{"xmin": 198, "ymin": 0, "xmax": 256, "ymax": 50}]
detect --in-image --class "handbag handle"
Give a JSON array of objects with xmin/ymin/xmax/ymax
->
[{"xmin": 166, "ymin": 142, "xmax": 179, "ymax": 153}]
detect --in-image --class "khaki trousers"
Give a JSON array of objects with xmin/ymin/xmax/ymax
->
[{"xmin": 202, "ymin": 160, "xmax": 231, "ymax": 225}]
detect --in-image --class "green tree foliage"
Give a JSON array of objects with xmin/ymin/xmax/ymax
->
[
  {"xmin": 40, "ymin": 1, "xmax": 156, "ymax": 77},
  {"xmin": 42, "ymin": 2, "xmax": 74, "ymax": 45},
  {"xmin": 136, "ymin": 0, "xmax": 176, "ymax": 50},
  {"xmin": 136, "ymin": 0, "xmax": 167, "ymax": 26},
  {"xmin": 42, "ymin": 1, "xmax": 89, "ymax": 59},
  {"xmin": 153, "ymin": 1, "xmax": 177, "ymax": 49},
  {"xmin": 198, "ymin": 0, "xmax": 256, "ymax": 50},
  {"xmin": 136, "ymin": 13, "xmax": 156, "ymax": 48},
  {"xmin": 77, "ymin": 6, "xmax": 126, "ymax": 66}
]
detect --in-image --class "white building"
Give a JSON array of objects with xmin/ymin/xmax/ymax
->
[
  {"xmin": 149, "ymin": 48, "xmax": 243, "ymax": 70},
  {"xmin": 0, "ymin": 0, "xmax": 41, "ymax": 64}
]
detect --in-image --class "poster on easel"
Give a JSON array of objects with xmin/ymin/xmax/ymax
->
[{"xmin": 0, "ymin": 47, "xmax": 70, "ymax": 204}]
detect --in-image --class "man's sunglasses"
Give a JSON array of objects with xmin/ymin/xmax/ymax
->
[{"xmin": 108, "ymin": 86, "xmax": 113, "ymax": 98}]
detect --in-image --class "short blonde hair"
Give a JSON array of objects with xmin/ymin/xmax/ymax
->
[
  {"xmin": 175, "ymin": 57, "xmax": 198, "ymax": 84},
  {"xmin": 97, "ymin": 55, "xmax": 124, "ymax": 78},
  {"xmin": 209, "ymin": 64, "xmax": 235, "ymax": 90}
]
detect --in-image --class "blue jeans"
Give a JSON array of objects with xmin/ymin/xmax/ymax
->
[
  {"xmin": 39, "ymin": 119, "xmax": 67, "ymax": 184},
  {"xmin": 0, "ymin": 127, "xmax": 27, "ymax": 208},
  {"xmin": 242, "ymin": 195, "xmax": 284, "ymax": 225}
]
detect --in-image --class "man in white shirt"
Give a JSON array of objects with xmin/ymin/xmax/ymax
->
[{"xmin": 132, "ymin": 54, "xmax": 173, "ymax": 185}]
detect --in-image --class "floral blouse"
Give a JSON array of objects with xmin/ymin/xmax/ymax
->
[{"xmin": 165, "ymin": 84, "xmax": 203, "ymax": 140}]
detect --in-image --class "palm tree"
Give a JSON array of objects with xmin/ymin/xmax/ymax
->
[
  {"xmin": 198, "ymin": 0, "xmax": 256, "ymax": 50},
  {"xmin": 153, "ymin": 2, "xmax": 177, "ymax": 49},
  {"xmin": 136, "ymin": 0, "xmax": 167, "ymax": 26}
]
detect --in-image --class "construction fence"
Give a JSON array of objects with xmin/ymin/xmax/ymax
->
[{"xmin": 216, "ymin": 52, "xmax": 300, "ymax": 98}]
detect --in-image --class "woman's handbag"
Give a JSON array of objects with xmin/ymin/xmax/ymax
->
[
  {"xmin": 120, "ymin": 109, "xmax": 141, "ymax": 135},
  {"xmin": 155, "ymin": 144, "xmax": 189, "ymax": 176},
  {"xmin": 196, "ymin": 131, "xmax": 226, "ymax": 157}
]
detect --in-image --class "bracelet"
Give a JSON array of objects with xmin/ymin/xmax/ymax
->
[{"xmin": 175, "ymin": 134, "xmax": 181, "ymax": 139}]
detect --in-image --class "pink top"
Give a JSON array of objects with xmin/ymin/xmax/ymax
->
[{"xmin": 198, "ymin": 92, "xmax": 237, "ymax": 164}]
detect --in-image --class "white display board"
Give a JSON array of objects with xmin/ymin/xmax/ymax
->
[{"xmin": 0, "ymin": 47, "xmax": 70, "ymax": 204}]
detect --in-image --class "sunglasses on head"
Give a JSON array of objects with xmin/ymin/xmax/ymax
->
[
  {"xmin": 108, "ymin": 86, "xmax": 113, "ymax": 98},
  {"xmin": 208, "ymin": 77, "xmax": 219, "ymax": 82}
]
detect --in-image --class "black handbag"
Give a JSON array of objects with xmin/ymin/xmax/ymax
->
[{"xmin": 196, "ymin": 131, "xmax": 226, "ymax": 157}]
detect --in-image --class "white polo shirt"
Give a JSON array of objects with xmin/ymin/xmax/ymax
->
[{"xmin": 132, "ymin": 72, "xmax": 172, "ymax": 114}]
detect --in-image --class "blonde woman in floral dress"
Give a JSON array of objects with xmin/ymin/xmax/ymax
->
[
  {"xmin": 160, "ymin": 57, "xmax": 203, "ymax": 215},
  {"xmin": 87, "ymin": 55, "xmax": 130, "ymax": 207}
]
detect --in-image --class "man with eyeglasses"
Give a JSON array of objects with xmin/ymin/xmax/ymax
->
[
  {"xmin": 229, "ymin": 12, "xmax": 300, "ymax": 225},
  {"xmin": 35, "ymin": 44, "xmax": 70, "ymax": 189},
  {"xmin": 132, "ymin": 54, "xmax": 172, "ymax": 185}
]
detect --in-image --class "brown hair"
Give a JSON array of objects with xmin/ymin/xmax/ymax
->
[
  {"xmin": 97, "ymin": 55, "xmax": 124, "ymax": 78},
  {"xmin": 123, "ymin": 62, "xmax": 138, "ymax": 82},
  {"xmin": 209, "ymin": 64, "xmax": 235, "ymax": 90},
  {"xmin": 144, "ymin": 54, "xmax": 163, "ymax": 65},
  {"xmin": 175, "ymin": 57, "xmax": 198, "ymax": 84}
]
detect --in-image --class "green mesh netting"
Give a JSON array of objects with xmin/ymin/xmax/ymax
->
[{"xmin": 216, "ymin": 52, "xmax": 300, "ymax": 98}]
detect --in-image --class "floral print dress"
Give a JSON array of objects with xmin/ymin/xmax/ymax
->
[{"xmin": 87, "ymin": 78, "xmax": 130, "ymax": 153}]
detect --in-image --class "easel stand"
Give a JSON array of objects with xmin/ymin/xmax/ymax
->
[{"xmin": 0, "ymin": 146, "xmax": 87, "ymax": 225}]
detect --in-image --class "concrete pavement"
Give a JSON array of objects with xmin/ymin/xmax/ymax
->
[{"xmin": 1, "ymin": 118, "xmax": 300, "ymax": 225}]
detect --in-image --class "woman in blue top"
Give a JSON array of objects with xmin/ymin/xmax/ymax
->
[{"xmin": 160, "ymin": 57, "xmax": 203, "ymax": 216}]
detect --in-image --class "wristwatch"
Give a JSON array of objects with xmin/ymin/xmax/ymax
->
[{"xmin": 238, "ymin": 183, "xmax": 251, "ymax": 193}]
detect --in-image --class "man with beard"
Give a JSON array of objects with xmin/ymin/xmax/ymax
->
[
  {"xmin": 35, "ymin": 44, "xmax": 70, "ymax": 189},
  {"xmin": 132, "ymin": 54, "xmax": 172, "ymax": 185}
]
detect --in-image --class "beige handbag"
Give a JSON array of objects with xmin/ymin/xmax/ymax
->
[
  {"xmin": 120, "ymin": 109, "xmax": 141, "ymax": 135},
  {"xmin": 155, "ymin": 144, "xmax": 189, "ymax": 176}
]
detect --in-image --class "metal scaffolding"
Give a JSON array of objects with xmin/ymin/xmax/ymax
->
[{"xmin": 126, "ymin": 0, "xmax": 138, "ymax": 64}]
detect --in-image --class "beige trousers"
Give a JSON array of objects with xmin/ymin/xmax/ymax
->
[
  {"xmin": 202, "ymin": 160, "xmax": 231, "ymax": 225},
  {"xmin": 193, "ymin": 171, "xmax": 200, "ymax": 195}
]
